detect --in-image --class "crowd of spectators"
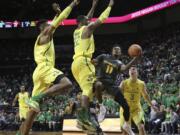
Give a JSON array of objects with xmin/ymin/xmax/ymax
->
[{"xmin": 0, "ymin": 24, "xmax": 179, "ymax": 133}]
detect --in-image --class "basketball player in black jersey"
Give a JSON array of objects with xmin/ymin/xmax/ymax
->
[{"xmin": 92, "ymin": 45, "xmax": 140, "ymax": 135}]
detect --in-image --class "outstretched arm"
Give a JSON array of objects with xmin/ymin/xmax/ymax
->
[
  {"xmin": 87, "ymin": 0, "xmax": 99, "ymax": 19},
  {"xmin": 120, "ymin": 56, "xmax": 140, "ymax": 72},
  {"xmin": 142, "ymin": 84, "xmax": 158, "ymax": 111},
  {"xmin": 88, "ymin": 0, "xmax": 114, "ymax": 31},
  {"xmin": 83, "ymin": 0, "xmax": 114, "ymax": 37},
  {"xmin": 43, "ymin": 0, "xmax": 80, "ymax": 36},
  {"xmin": 142, "ymin": 85, "xmax": 152, "ymax": 106}
]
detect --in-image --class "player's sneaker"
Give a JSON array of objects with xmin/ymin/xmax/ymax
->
[
  {"xmin": 77, "ymin": 120, "xmax": 104, "ymax": 135},
  {"xmin": 25, "ymin": 98, "xmax": 40, "ymax": 112},
  {"xmin": 122, "ymin": 122, "xmax": 135, "ymax": 135},
  {"xmin": 77, "ymin": 118, "xmax": 97, "ymax": 132},
  {"xmin": 97, "ymin": 104, "xmax": 106, "ymax": 123},
  {"xmin": 77, "ymin": 107, "xmax": 98, "ymax": 131},
  {"xmin": 76, "ymin": 120, "xmax": 96, "ymax": 134}
]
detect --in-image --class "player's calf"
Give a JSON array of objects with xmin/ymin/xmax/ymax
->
[
  {"xmin": 114, "ymin": 90, "xmax": 135, "ymax": 135},
  {"xmin": 94, "ymin": 81, "xmax": 104, "ymax": 103},
  {"xmin": 94, "ymin": 81, "xmax": 103, "ymax": 92},
  {"xmin": 122, "ymin": 122, "xmax": 135, "ymax": 135},
  {"xmin": 19, "ymin": 110, "xmax": 38, "ymax": 135},
  {"xmin": 114, "ymin": 90, "xmax": 130, "ymax": 121},
  {"xmin": 52, "ymin": 76, "xmax": 73, "ymax": 95},
  {"xmin": 30, "ymin": 76, "xmax": 73, "ymax": 105},
  {"xmin": 137, "ymin": 123, "xmax": 146, "ymax": 135}
]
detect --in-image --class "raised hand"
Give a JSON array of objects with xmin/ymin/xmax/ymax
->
[
  {"xmin": 109, "ymin": 0, "xmax": 114, "ymax": 7},
  {"xmin": 92, "ymin": 0, "xmax": 99, "ymax": 6},
  {"xmin": 73, "ymin": 0, "xmax": 80, "ymax": 5},
  {"xmin": 52, "ymin": 3, "xmax": 61, "ymax": 13}
]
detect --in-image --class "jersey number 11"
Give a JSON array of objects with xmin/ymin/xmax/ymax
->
[{"xmin": 105, "ymin": 65, "xmax": 113, "ymax": 74}]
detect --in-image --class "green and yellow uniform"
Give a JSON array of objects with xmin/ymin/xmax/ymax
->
[
  {"xmin": 32, "ymin": 36, "xmax": 63, "ymax": 97},
  {"xmin": 71, "ymin": 6, "xmax": 112, "ymax": 131},
  {"xmin": 71, "ymin": 26, "xmax": 96, "ymax": 101},
  {"xmin": 120, "ymin": 78, "xmax": 145, "ymax": 126},
  {"xmin": 18, "ymin": 92, "xmax": 29, "ymax": 120},
  {"xmin": 32, "ymin": 6, "xmax": 73, "ymax": 97}
]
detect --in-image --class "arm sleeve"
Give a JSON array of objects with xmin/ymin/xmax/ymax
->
[
  {"xmin": 51, "ymin": 6, "xmax": 72, "ymax": 28},
  {"xmin": 98, "ymin": 7, "xmax": 112, "ymax": 23}
]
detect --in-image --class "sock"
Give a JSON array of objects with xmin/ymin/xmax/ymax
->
[{"xmin": 31, "ymin": 93, "xmax": 46, "ymax": 102}]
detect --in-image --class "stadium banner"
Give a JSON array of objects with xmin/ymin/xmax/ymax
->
[
  {"xmin": 0, "ymin": 0, "xmax": 179, "ymax": 28},
  {"xmin": 63, "ymin": 118, "xmax": 121, "ymax": 132}
]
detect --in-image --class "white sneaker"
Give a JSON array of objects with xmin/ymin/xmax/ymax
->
[
  {"xmin": 97, "ymin": 104, "xmax": 106, "ymax": 123},
  {"xmin": 122, "ymin": 122, "xmax": 135, "ymax": 135}
]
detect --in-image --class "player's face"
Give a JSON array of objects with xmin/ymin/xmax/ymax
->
[
  {"xmin": 112, "ymin": 47, "xmax": 121, "ymax": 59},
  {"xmin": 20, "ymin": 86, "xmax": 25, "ymax": 92},
  {"xmin": 129, "ymin": 67, "xmax": 138, "ymax": 78}
]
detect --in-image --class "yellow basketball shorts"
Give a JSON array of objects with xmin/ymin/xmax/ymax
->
[
  {"xmin": 32, "ymin": 63, "xmax": 63, "ymax": 96},
  {"xmin": 71, "ymin": 57, "xmax": 96, "ymax": 101},
  {"xmin": 120, "ymin": 107, "xmax": 145, "ymax": 127},
  {"xmin": 19, "ymin": 106, "xmax": 29, "ymax": 120}
]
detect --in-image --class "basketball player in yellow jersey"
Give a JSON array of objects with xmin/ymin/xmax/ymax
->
[
  {"xmin": 12, "ymin": 85, "xmax": 30, "ymax": 121},
  {"xmin": 120, "ymin": 66, "xmax": 157, "ymax": 135},
  {"xmin": 71, "ymin": 0, "xmax": 114, "ymax": 132},
  {"xmin": 16, "ymin": 1, "xmax": 80, "ymax": 135}
]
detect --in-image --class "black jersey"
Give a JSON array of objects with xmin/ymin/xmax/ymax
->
[{"xmin": 96, "ymin": 54, "xmax": 123, "ymax": 84}]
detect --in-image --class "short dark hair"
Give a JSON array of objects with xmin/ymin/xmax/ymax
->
[
  {"xmin": 112, "ymin": 45, "xmax": 121, "ymax": 52},
  {"xmin": 76, "ymin": 15, "xmax": 86, "ymax": 24}
]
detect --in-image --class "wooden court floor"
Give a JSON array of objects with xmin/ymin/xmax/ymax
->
[
  {"xmin": 0, "ymin": 131, "xmax": 163, "ymax": 135},
  {"xmin": 0, "ymin": 131, "xmax": 122, "ymax": 135}
]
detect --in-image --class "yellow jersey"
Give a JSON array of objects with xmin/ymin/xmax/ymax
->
[
  {"xmin": 34, "ymin": 36, "xmax": 55, "ymax": 67},
  {"xmin": 18, "ymin": 92, "xmax": 29, "ymax": 108},
  {"xmin": 73, "ymin": 26, "xmax": 95, "ymax": 60},
  {"xmin": 122, "ymin": 78, "xmax": 145, "ymax": 112}
]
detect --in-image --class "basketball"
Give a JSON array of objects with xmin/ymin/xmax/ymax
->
[{"xmin": 128, "ymin": 44, "xmax": 142, "ymax": 57}]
